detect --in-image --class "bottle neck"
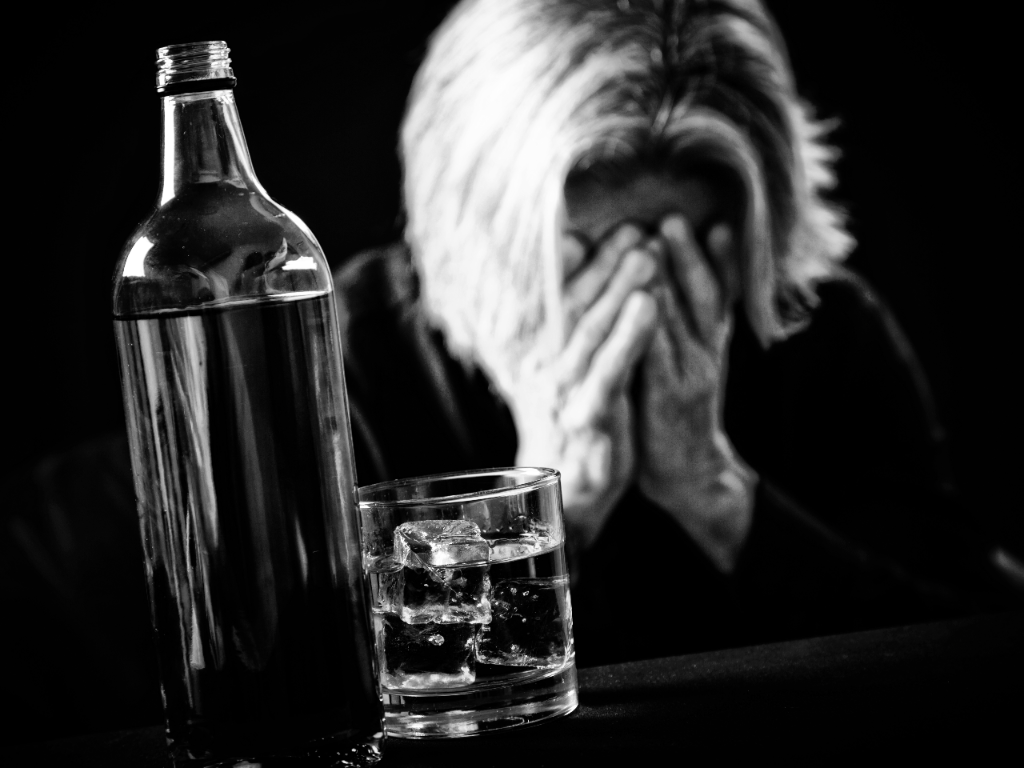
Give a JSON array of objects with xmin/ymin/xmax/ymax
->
[{"xmin": 160, "ymin": 89, "xmax": 259, "ymax": 204}]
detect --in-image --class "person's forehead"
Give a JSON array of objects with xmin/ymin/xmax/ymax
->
[{"xmin": 563, "ymin": 172, "xmax": 722, "ymax": 245}]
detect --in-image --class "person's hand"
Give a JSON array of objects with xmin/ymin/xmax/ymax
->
[
  {"xmin": 635, "ymin": 214, "xmax": 756, "ymax": 572},
  {"xmin": 508, "ymin": 224, "xmax": 659, "ymax": 553}
]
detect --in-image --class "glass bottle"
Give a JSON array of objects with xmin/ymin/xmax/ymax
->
[{"xmin": 112, "ymin": 41, "xmax": 383, "ymax": 766}]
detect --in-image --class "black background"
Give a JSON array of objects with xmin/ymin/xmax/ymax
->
[{"xmin": 5, "ymin": 2, "xmax": 1019, "ymax": 546}]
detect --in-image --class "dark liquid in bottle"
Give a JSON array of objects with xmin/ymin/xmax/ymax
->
[{"xmin": 115, "ymin": 292, "xmax": 381, "ymax": 766}]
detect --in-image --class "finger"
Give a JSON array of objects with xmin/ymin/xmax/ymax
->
[
  {"xmin": 646, "ymin": 282, "xmax": 710, "ymax": 386},
  {"xmin": 647, "ymin": 281, "xmax": 683, "ymax": 372},
  {"xmin": 637, "ymin": 237, "xmax": 697, "ymax": 374},
  {"xmin": 564, "ymin": 223, "xmax": 644, "ymax": 332},
  {"xmin": 661, "ymin": 214, "xmax": 721, "ymax": 344},
  {"xmin": 561, "ymin": 233, "xmax": 588, "ymax": 283},
  {"xmin": 642, "ymin": 321, "xmax": 677, "ymax": 383},
  {"xmin": 570, "ymin": 290, "xmax": 658, "ymax": 421},
  {"xmin": 706, "ymin": 223, "xmax": 740, "ymax": 306},
  {"xmin": 645, "ymin": 241, "xmax": 700, "ymax": 366},
  {"xmin": 561, "ymin": 246, "xmax": 658, "ymax": 386}
]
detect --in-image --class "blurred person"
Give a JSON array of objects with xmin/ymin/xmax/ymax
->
[{"xmin": 337, "ymin": 0, "xmax": 1021, "ymax": 665}]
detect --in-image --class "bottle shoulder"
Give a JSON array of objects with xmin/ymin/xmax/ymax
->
[{"xmin": 113, "ymin": 182, "xmax": 331, "ymax": 317}]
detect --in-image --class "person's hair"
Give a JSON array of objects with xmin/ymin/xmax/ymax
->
[{"xmin": 401, "ymin": 0, "xmax": 853, "ymax": 384}]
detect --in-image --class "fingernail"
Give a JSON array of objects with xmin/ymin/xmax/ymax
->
[
  {"xmin": 561, "ymin": 234, "xmax": 588, "ymax": 279},
  {"xmin": 562, "ymin": 232, "xmax": 589, "ymax": 255},
  {"xmin": 645, "ymin": 237, "xmax": 668, "ymax": 273},
  {"xmin": 708, "ymin": 223, "xmax": 731, "ymax": 259},
  {"xmin": 660, "ymin": 214, "xmax": 688, "ymax": 241},
  {"xmin": 612, "ymin": 222, "xmax": 644, "ymax": 250},
  {"xmin": 625, "ymin": 289, "xmax": 659, "ymax": 327},
  {"xmin": 626, "ymin": 249, "xmax": 658, "ymax": 282},
  {"xmin": 636, "ymin": 291, "xmax": 659, "ymax": 326}
]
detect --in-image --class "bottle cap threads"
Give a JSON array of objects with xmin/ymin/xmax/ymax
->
[{"xmin": 156, "ymin": 41, "xmax": 236, "ymax": 95}]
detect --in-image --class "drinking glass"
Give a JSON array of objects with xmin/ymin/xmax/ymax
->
[{"xmin": 358, "ymin": 467, "xmax": 578, "ymax": 738}]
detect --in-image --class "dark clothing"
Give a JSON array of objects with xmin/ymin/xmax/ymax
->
[{"xmin": 336, "ymin": 243, "xmax": 1012, "ymax": 666}]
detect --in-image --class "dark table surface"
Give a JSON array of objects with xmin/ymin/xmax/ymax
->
[{"xmin": 14, "ymin": 611, "xmax": 1022, "ymax": 766}]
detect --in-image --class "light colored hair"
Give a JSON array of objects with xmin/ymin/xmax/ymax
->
[{"xmin": 401, "ymin": 0, "xmax": 853, "ymax": 385}]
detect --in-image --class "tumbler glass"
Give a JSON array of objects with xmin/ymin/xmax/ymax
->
[{"xmin": 358, "ymin": 468, "xmax": 578, "ymax": 738}]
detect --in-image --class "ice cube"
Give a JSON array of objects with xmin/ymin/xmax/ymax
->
[
  {"xmin": 476, "ymin": 576, "xmax": 570, "ymax": 668},
  {"xmin": 486, "ymin": 520, "xmax": 558, "ymax": 562},
  {"xmin": 399, "ymin": 561, "xmax": 491, "ymax": 624},
  {"xmin": 395, "ymin": 520, "xmax": 489, "ymax": 567},
  {"xmin": 486, "ymin": 530, "xmax": 555, "ymax": 562},
  {"xmin": 374, "ymin": 613, "xmax": 478, "ymax": 690},
  {"xmin": 393, "ymin": 520, "xmax": 491, "ymax": 625}
]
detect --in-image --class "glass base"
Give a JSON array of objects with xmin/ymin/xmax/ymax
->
[{"xmin": 382, "ymin": 663, "xmax": 578, "ymax": 739}]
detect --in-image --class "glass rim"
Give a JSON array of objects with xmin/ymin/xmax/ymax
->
[{"xmin": 357, "ymin": 466, "xmax": 560, "ymax": 508}]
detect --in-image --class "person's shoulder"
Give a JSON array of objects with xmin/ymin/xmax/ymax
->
[
  {"xmin": 803, "ymin": 266, "xmax": 918, "ymax": 367},
  {"xmin": 334, "ymin": 241, "xmax": 418, "ymax": 321},
  {"xmin": 810, "ymin": 266, "xmax": 889, "ymax": 325}
]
